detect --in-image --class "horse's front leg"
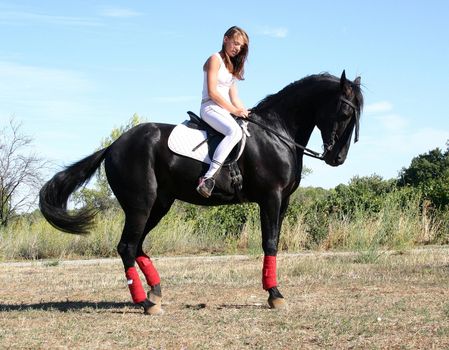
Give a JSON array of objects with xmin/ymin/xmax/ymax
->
[{"xmin": 259, "ymin": 195, "xmax": 289, "ymax": 309}]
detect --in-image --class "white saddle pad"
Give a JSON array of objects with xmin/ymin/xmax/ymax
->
[
  {"xmin": 168, "ymin": 122, "xmax": 214, "ymax": 164},
  {"xmin": 168, "ymin": 121, "xmax": 248, "ymax": 164}
]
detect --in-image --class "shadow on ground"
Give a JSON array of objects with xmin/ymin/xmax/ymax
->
[
  {"xmin": 1, "ymin": 301, "xmax": 268, "ymax": 313},
  {"xmin": 184, "ymin": 303, "xmax": 266, "ymax": 310},
  {"xmin": 0, "ymin": 301, "xmax": 135, "ymax": 313}
]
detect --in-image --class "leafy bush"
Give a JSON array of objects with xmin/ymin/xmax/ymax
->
[
  {"xmin": 180, "ymin": 202, "xmax": 258, "ymax": 237},
  {"xmin": 398, "ymin": 143, "xmax": 449, "ymax": 209},
  {"xmin": 326, "ymin": 175, "xmax": 397, "ymax": 216}
]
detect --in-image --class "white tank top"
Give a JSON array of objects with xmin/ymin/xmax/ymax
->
[{"xmin": 202, "ymin": 52, "xmax": 235, "ymax": 103}]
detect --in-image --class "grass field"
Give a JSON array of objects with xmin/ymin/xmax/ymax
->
[{"xmin": 1, "ymin": 247, "xmax": 449, "ymax": 349}]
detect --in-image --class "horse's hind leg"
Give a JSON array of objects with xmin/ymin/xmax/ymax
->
[
  {"xmin": 117, "ymin": 211, "xmax": 155, "ymax": 311},
  {"xmin": 136, "ymin": 198, "xmax": 174, "ymax": 315},
  {"xmin": 135, "ymin": 252, "xmax": 162, "ymax": 315}
]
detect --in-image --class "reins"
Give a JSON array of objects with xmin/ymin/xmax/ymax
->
[
  {"xmin": 242, "ymin": 95, "xmax": 360, "ymax": 161},
  {"xmin": 241, "ymin": 116, "xmax": 325, "ymax": 160}
]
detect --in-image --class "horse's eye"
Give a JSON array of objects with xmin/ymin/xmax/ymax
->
[{"xmin": 340, "ymin": 106, "xmax": 353, "ymax": 119}]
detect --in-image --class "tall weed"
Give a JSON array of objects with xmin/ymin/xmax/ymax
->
[{"xmin": 0, "ymin": 187, "xmax": 446, "ymax": 261}]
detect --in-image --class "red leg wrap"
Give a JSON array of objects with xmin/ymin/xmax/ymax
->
[
  {"xmin": 262, "ymin": 255, "xmax": 277, "ymax": 290},
  {"xmin": 136, "ymin": 254, "xmax": 161, "ymax": 286},
  {"xmin": 125, "ymin": 267, "xmax": 146, "ymax": 304}
]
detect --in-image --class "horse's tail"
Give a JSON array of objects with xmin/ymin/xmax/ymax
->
[{"xmin": 39, "ymin": 147, "xmax": 109, "ymax": 234}]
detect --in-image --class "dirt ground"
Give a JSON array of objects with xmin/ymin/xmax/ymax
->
[{"xmin": 1, "ymin": 248, "xmax": 449, "ymax": 349}]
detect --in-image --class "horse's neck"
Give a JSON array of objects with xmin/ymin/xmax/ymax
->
[
  {"xmin": 276, "ymin": 107, "xmax": 316, "ymax": 148},
  {"xmin": 254, "ymin": 83, "xmax": 324, "ymax": 149}
]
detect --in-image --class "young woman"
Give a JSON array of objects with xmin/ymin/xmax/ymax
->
[{"xmin": 196, "ymin": 26, "xmax": 250, "ymax": 198}]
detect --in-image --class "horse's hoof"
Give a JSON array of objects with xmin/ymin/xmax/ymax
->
[
  {"xmin": 142, "ymin": 297, "xmax": 164, "ymax": 315},
  {"xmin": 143, "ymin": 303, "xmax": 164, "ymax": 315},
  {"xmin": 147, "ymin": 290, "xmax": 162, "ymax": 305},
  {"xmin": 268, "ymin": 296, "xmax": 286, "ymax": 309},
  {"xmin": 267, "ymin": 286, "xmax": 286, "ymax": 309},
  {"xmin": 142, "ymin": 288, "xmax": 163, "ymax": 315}
]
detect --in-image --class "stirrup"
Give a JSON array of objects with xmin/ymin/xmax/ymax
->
[{"xmin": 196, "ymin": 177, "xmax": 215, "ymax": 198}]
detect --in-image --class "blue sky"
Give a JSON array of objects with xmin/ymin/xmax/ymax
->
[{"xmin": 1, "ymin": 0, "xmax": 448, "ymax": 188}]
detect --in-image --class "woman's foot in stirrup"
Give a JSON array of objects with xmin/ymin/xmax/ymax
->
[{"xmin": 196, "ymin": 177, "xmax": 215, "ymax": 198}]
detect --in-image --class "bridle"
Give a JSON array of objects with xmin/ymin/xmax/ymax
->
[
  {"xmin": 321, "ymin": 96, "xmax": 360, "ymax": 158},
  {"xmin": 244, "ymin": 95, "xmax": 359, "ymax": 161},
  {"xmin": 339, "ymin": 96, "xmax": 360, "ymax": 143}
]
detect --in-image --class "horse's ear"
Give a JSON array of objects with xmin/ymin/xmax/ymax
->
[
  {"xmin": 354, "ymin": 76, "xmax": 361, "ymax": 86},
  {"xmin": 340, "ymin": 70, "xmax": 347, "ymax": 89}
]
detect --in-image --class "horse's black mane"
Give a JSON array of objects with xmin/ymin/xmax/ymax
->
[{"xmin": 252, "ymin": 73, "xmax": 363, "ymax": 114}]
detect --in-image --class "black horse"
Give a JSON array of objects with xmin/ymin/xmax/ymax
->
[{"xmin": 39, "ymin": 71, "xmax": 363, "ymax": 314}]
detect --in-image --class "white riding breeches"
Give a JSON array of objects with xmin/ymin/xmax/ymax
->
[{"xmin": 200, "ymin": 102, "xmax": 243, "ymax": 179}]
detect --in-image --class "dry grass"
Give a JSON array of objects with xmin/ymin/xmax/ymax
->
[
  {"xmin": 1, "ymin": 248, "xmax": 449, "ymax": 349},
  {"xmin": 1, "ymin": 194, "xmax": 446, "ymax": 261}
]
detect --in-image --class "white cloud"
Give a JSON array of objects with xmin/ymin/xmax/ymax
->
[
  {"xmin": 99, "ymin": 7, "xmax": 143, "ymax": 18},
  {"xmin": 358, "ymin": 123, "xmax": 448, "ymax": 158},
  {"xmin": 364, "ymin": 101, "xmax": 393, "ymax": 114},
  {"xmin": 0, "ymin": 61, "xmax": 93, "ymax": 95},
  {"xmin": 0, "ymin": 61, "xmax": 95, "ymax": 123},
  {"xmin": 0, "ymin": 10, "xmax": 102, "ymax": 27},
  {"xmin": 256, "ymin": 26, "xmax": 288, "ymax": 38},
  {"xmin": 406, "ymin": 128, "xmax": 449, "ymax": 154},
  {"xmin": 375, "ymin": 114, "xmax": 408, "ymax": 131},
  {"xmin": 363, "ymin": 101, "xmax": 407, "ymax": 133}
]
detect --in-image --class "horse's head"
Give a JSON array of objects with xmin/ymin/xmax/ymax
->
[{"xmin": 316, "ymin": 70, "xmax": 363, "ymax": 166}]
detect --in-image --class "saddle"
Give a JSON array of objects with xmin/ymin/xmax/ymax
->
[
  {"xmin": 167, "ymin": 111, "xmax": 249, "ymax": 193},
  {"xmin": 168, "ymin": 111, "xmax": 248, "ymax": 166}
]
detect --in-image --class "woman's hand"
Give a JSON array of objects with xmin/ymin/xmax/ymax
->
[{"xmin": 233, "ymin": 108, "xmax": 250, "ymax": 118}]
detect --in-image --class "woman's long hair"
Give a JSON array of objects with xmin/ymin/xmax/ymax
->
[{"xmin": 221, "ymin": 26, "xmax": 249, "ymax": 80}]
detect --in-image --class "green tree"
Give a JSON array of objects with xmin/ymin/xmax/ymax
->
[
  {"xmin": 398, "ymin": 142, "xmax": 449, "ymax": 208},
  {"xmin": 74, "ymin": 114, "xmax": 143, "ymax": 210},
  {"xmin": 328, "ymin": 174, "xmax": 397, "ymax": 215}
]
